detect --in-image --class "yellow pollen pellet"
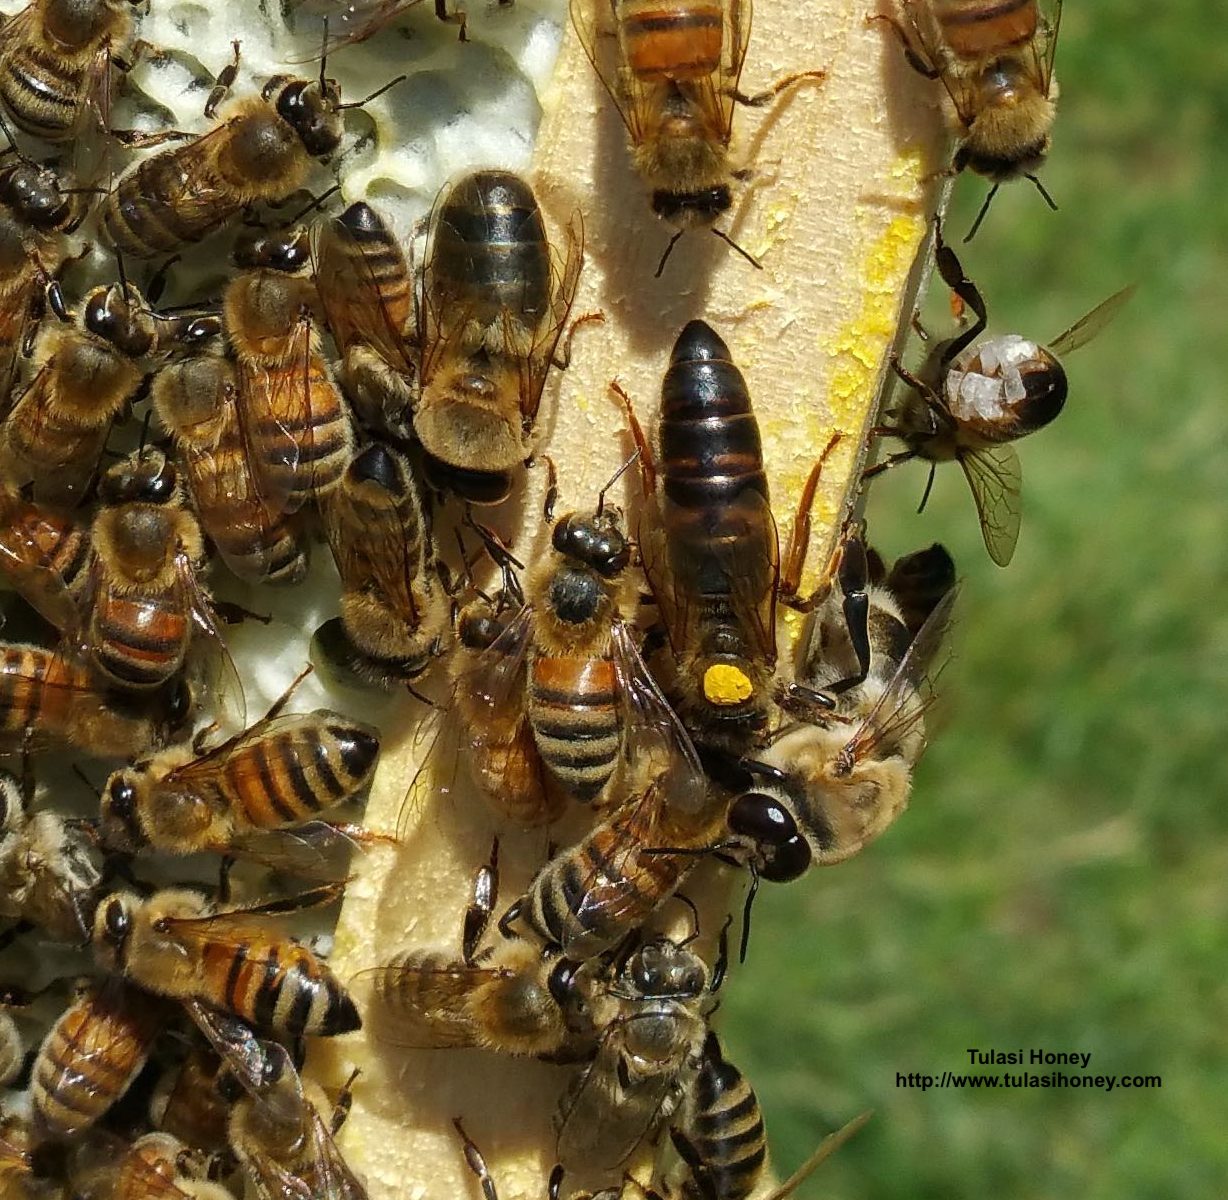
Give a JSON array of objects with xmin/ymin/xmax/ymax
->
[{"xmin": 703, "ymin": 664, "xmax": 754, "ymax": 706}]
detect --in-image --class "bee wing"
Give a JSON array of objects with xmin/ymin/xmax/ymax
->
[
  {"xmin": 358, "ymin": 958, "xmax": 507, "ymax": 1049},
  {"xmin": 244, "ymin": 1148, "xmax": 316, "ymax": 1200},
  {"xmin": 1035, "ymin": 0, "xmax": 1063, "ymax": 93},
  {"xmin": 569, "ymin": 0, "xmax": 654, "ymax": 146},
  {"xmin": 840, "ymin": 587, "xmax": 956, "ymax": 768},
  {"xmin": 715, "ymin": 0, "xmax": 754, "ymax": 138},
  {"xmin": 522, "ymin": 209, "xmax": 584, "ymax": 423},
  {"xmin": 0, "ymin": 275, "xmax": 39, "ymax": 417},
  {"xmin": 312, "ymin": 213, "xmax": 414, "ymax": 374},
  {"xmin": 416, "ymin": 179, "xmax": 476, "ymax": 387},
  {"xmin": 226, "ymin": 824, "xmax": 368, "ymax": 882},
  {"xmin": 288, "ymin": 1, "xmax": 423, "ymax": 60},
  {"xmin": 610, "ymin": 621, "xmax": 704, "ymax": 809},
  {"xmin": 183, "ymin": 1001, "xmax": 272, "ymax": 1100},
  {"xmin": 1047, "ymin": 284, "xmax": 1135, "ymax": 357},
  {"xmin": 307, "ymin": 1106, "xmax": 368, "ymax": 1200},
  {"xmin": 958, "ymin": 443, "xmax": 1022, "ymax": 567},
  {"xmin": 157, "ymin": 884, "xmax": 345, "ymax": 952},
  {"xmin": 176, "ymin": 550, "xmax": 246, "ymax": 733},
  {"xmin": 0, "ymin": 500, "xmax": 83, "ymax": 631},
  {"xmin": 555, "ymin": 1013, "xmax": 682, "ymax": 1172}
]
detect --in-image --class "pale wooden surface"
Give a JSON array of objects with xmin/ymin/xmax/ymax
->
[{"xmin": 310, "ymin": 2, "xmax": 947, "ymax": 1198}]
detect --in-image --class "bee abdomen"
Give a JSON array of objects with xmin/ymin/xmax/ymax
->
[
  {"xmin": 680, "ymin": 1036, "xmax": 767, "ymax": 1200},
  {"xmin": 0, "ymin": 48, "xmax": 82, "ymax": 140},
  {"xmin": 619, "ymin": 0, "xmax": 723, "ymax": 82},
  {"xmin": 91, "ymin": 597, "xmax": 188, "ymax": 689},
  {"xmin": 933, "ymin": 0, "xmax": 1038, "ymax": 57},
  {"xmin": 434, "ymin": 171, "xmax": 552, "ymax": 325},
  {"xmin": 102, "ymin": 160, "xmax": 231, "ymax": 258},
  {"xmin": 528, "ymin": 654, "xmax": 622, "ymax": 803}
]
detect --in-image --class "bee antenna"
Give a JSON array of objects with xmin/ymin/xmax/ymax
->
[
  {"xmin": 0, "ymin": 109, "xmax": 27, "ymax": 163},
  {"xmin": 319, "ymin": 18, "xmax": 329, "ymax": 91},
  {"xmin": 738, "ymin": 861, "xmax": 759, "ymax": 963},
  {"xmin": 596, "ymin": 449, "xmax": 640, "ymax": 516},
  {"xmin": 712, "ymin": 227, "xmax": 762, "ymax": 271},
  {"xmin": 338, "ymin": 74, "xmax": 408, "ymax": 110},
  {"xmin": 963, "ymin": 184, "xmax": 999, "ymax": 243},
  {"xmin": 71, "ymin": 764, "xmax": 101, "ymax": 799},
  {"xmin": 114, "ymin": 247, "xmax": 130, "ymax": 296},
  {"xmin": 916, "ymin": 462, "xmax": 936, "ymax": 513},
  {"xmin": 1026, "ymin": 173, "xmax": 1059, "ymax": 212},
  {"xmin": 287, "ymin": 183, "xmax": 342, "ymax": 225},
  {"xmin": 654, "ymin": 230, "xmax": 684, "ymax": 278},
  {"xmin": 137, "ymin": 409, "xmax": 153, "ymax": 460}
]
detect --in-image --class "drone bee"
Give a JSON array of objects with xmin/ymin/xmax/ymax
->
[
  {"xmin": 98, "ymin": 684, "xmax": 380, "ymax": 862},
  {"xmin": 866, "ymin": 232, "xmax": 1132, "ymax": 565},
  {"xmin": 0, "ymin": 0, "xmax": 141, "ymax": 142},
  {"xmin": 317, "ymin": 442, "xmax": 448, "ymax": 689},
  {"xmin": 0, "ymin": 769, "xmax": 99, "ymax": 942},
  {"xmin": 30, "ymin": 978, "xmax": 165, "ymax": 1137},
  {"xmin": 91, "ymin": 884, "xmax": 361, "ymax": 1039},
  {"xmin": 224, "ymin": 224, "xmax": 354, "ymax": 510},
  {"xmin": 873, "ymin": 0, "xmax": 1063, "ymax": 236},
  {"xmin": 571, "ymin": 0, "xmax": 825, "ymax": 273},
  {"xmin": 313, "ymin": 200, "xmax": 416, "ymax": 438},
  {"xmin": 415, "ymin": 169, "xmax": 583, "ymax": 504}
]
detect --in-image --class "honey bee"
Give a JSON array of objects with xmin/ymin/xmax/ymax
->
[
  {"xmin": 0, "ymin": 640, "xmax": 192, "ymax": 757},
  {"xmin": 866, "ymin": 233, "xmax": 1133, "ymax": 565},
  {"xmin": 0, "ymin": 0, "xmax": 141, "ymax": 142},
  {"xmin": 555, "ymin": 935, "xmax": 716, "ymax": 1174},
  {"xmin": 415, "ymin": 169, "xmax": 583, "ymax": 504},
  {"xmin": 152, "ymin": 347, "xmax": 310, "ymax": 587},
  {"xmin": 0, "ymin": 153, "xmax": 91, "ymax": 403},
  {"xmin": 616, "ymin": 319, "xmax": 779, "ymax": 764},
  {"xmin": 873, "ymin": 0, "xmax": 1062, "ymax": 235},
  {"xmin": 724, "ymin": 534, "xmax": 956, "ymax": 887},
  {"xmin": 90, "ymin": 884, "xmax": 361, "ymax": 1039},
  {"xmin": 189, "ymin": 1006, "xmax": 366, "ymax": 1200},
  {"xmin": 71, "ymin": 1131, "xmax": 235, "ymax": 1200},
  {"xmin": 0, "ymin": 279, "xmax": 160, "ymax": 507},
  {"xmin": 224, "ymin": 223, "xmax": 355, "ymax": 510},
  {"xmin": 0, "ymin": 485, "xmax": 91, "ymax": 629},
  {"xmin": 100, "ymin": 47, "xmax": 402, "ymax": 258},
  {"xmin": 571, "ymin": 0, "xmax": 825, "ymax": 274},
  {"xmin": 98, "ymin": 688, "xmax": 380, "ymax": 860},
  {"xmin": 30, "ymin": 977, "xmax": 166, "ymax": 1137},
  {"xmin": 317, "ymin": 441, "xmax": 448, "ymax": 688},
  {"xmin": 0, "ymin": 768, "xmax": 100, "ymax": 942},
  {"xmin": 313, "ymin": 200, "xmax": 416, "ymax": 438}
]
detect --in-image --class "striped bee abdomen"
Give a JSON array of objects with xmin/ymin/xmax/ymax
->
[{"xmin": 617, "ymin": 0, "xmax": 724, "ymax": 82}]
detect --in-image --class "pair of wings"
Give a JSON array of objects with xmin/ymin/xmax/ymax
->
[
  {"xmin": 571, "ymin": 0, "xmax": 752, "ymax": 150},
  {"xmin": 416, "ymin": 186, "xmax": 584, "ymax": 429},
  {"xmin": 188, "ymin": 1004, "xmax": 366, "ymax": 1200},
  {"xmin": 942, "ymin": 284, "xmax": 1134, "ymax": 566},
  {"xmin": 291, "ymin": 1, "xmax": 426, "ymax": 57}
]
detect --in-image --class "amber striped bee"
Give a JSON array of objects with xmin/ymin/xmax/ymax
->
[
  {"xmin": 617, "ymin": 320, "xmax": 779, "ymax": 765},
  {"xmin": 98, "ymin": 688, "xmax": 380, "ymax": 862},
  {"xmin": 725, "ymin": 533, "xmax": 957, "ymax": 887},
  {"xmin": 866, "ymin": 233, "xmax": 1132, "ymax": 565},
  {"xmin": 189, "ymin": 1006, "xmax": 366, "ymax": 1200},
  {"xmin": 316, "ymin": 441, "xmax": 448, "ymax": 689},
  {"xmin": 152, "ymin": 348, "xmax": 310, "ymax": 587},
  {"xmin": 0, "ymin": 486, "xmax": 91, "ymax": 629},
  {"xmin": 90, "ymin": 884, "xmax": 361, "ymax": 1039},
  {"xmin": 30, "ymin": 977, "xmax": 165, "ymax": 1137},
  {"xmin": 415, "ymin": 169, "xmax": 583, "ymax": 504},
  {"xmin": 313, "ymin": 200, "xmax": 416, "ymax": 438},
  {"xmin": 99, "ymin": 45, "xmax": 401, "ymax": 258},
  {"xmin": 0, "ymin": 769, "xmax": 100, "ymax": 942},
  {"xmin": 0, "ymin": 154, "xmax": 91, "ymax": 405},
  {"xmin": 571, "ymin": 0, "xmax": 825, "ymax": 273},
  {"xmin": 0, "ymin": 0, "xmax": 141, "ymax": 142},
  {"xmin": 0, "ymin": 280, "xmax": 159, "ymax": 507},
  {"xmin": 873, "ymin": 0, "xmax": 1063, "ymax": 235},
  {"xmin": 224, "ymin": 224, "xmax": 355, "ymax": 510}
]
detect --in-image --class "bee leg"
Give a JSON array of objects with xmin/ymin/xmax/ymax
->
[
  {"xmin": 496, "ymin": 896, "xmax": 525, "ymax": 941},
  {"xmin": 551, "ymin": 310, "xmax": 605, "ymax": 370},
  {"xmin": 724, "ymin": 69, "xmax": 827, "ymax": 109},
  {"xmin": 454, "ymin": 1118, "xmax": 499, "ymax": 1200},
  {"xmin": 548, "ymin": 1165, "xmax": 565, "ymax": 1200},
  {"xmin": 780, "ymin": 433, "xmax": 843, "ymax": 609},
  {"xmin": 670, "ymin": 1127, "xmax": 718, "ymax": 1200},
  {"xmin": 820, "ymin": 534, "xmax": 872, "ymax": 695},
  {"xmin": 206, "ymin": 41, "xmax": 242, "ymax": 120},
  {"xmin": 211, "ymin": 600, "xmax": 272, "ymax": 626},
  {"xmin": 331, "ymin": 1068, "xmax": 361, "ymax": 1134},
  {"xmin": 609, "ymin": 380, "xmax": 657, "ymax": 495},
  {"xmin": 710, "ymin": 913, "xmax": 733, "ymax": 991},
  {"xmin": 434, "ymin": 0, "xmax": 469, "ymax": 42},
  {"xmin": 536, "ymin": 453, "xmax": 559, "ymax": 522},
  {"xmin": 463, "ymin": 837, "xmax": 500, "ymax": 964},
  {"xmin": 866, "ymin": 13, "xmax": 942, "ymax": 80},
  {"xmin": 109, "ymin": 126, "xmax": 194, "ymax": 148}
]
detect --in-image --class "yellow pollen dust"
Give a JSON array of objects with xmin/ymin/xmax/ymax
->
[{"xmin": 704, "ymin": 663, "xmax": 754, "ymax": 706}]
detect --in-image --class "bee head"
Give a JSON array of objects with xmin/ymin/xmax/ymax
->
[
  {"xmin": 274, "ymin": 77, "xmax": 344, "ymax": 158},
  {"xmin": 93, "ymin": 893, "xmax": 136, "ymax": 968},
  {"xmin": 651, "ymin": 185, "xmax": 732, "ymax": 229},
  {"xmin": 625, "ymin": 940, "xmax": 706, "ymax": 1000},
  {"xmin": 84, "ymin": 283, "xmax": 156, "ymax": 357},
  {"xmin": 727, "ymin": 792, "xmax": 812, "ymax": 882},
  {"xmin": 232, "ymin": 225, "xmax": 312, "ymax": 274},
  {"xmin": 0, "ymin": 160, "xmax": 75, "ymax": 231},
  {"xmin": 100, "ymin": 770, "xmax": 146, "ymax": 852},
  {"xmin": 98, "ymin": 448, "xmax": 178, "ymax": 507},
  {"xmin": 551, "ymin": 512, "xmax": 631, "ymax": 579}
]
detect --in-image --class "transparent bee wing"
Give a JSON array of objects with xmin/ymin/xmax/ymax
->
[
  {"xmin": 569, "ymin": 0, "xmax": 653, "ymax": 145},
  {"xmin": 305, "ymin": 1105, "xmax": 368, "ymax": 1200},
  {"xmin": 716, "ymin": 0, "xmax": 754, "ymax": 139},
  {"xmin": 178, "ymin": 550, "xmax": 247, "ymax": 733},
  {"xmin": 1035, "ymin": 0, "xmax": 1063, "ymax": 93},
  {"xmin": 358, "ymin": 957, "xmax": 505, "ymax": 1049},
  {"xmin": 288, "ymin": 1, "xmax": 424, "ymax": 60},
  {"xmin": 959, "ymin": 443, "xmax": 1022, "ymax": 567},
  {"xmin": 522, "ymin": 209, "xmax": 583, "ymax": 423},
  {"xmin": 1047, "ymin": 284, "xmax": 1135, "ymax": 357},
  {"xmin": 609, "ymin": 621, "xmax": 705, "ymax": 811}
]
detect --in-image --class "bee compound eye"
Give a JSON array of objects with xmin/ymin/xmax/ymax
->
[
  {"xmin": 728, "ymin": 793, "xmax": 796, "ymax": 844},
  {"xmin": 102, "ymin": 898, "xmax": 131, "ymax": 946},
  {"xmin": 547, "ymin": 959, "xmax": 580, "ymax": 1007}
]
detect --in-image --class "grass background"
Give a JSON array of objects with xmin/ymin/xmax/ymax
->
[{"xmin": 720, "ymin": 4, "xmax": 1228, "ymax": 1197}]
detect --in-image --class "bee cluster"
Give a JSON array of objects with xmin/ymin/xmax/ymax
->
[{"xmin": 0, "ymin": 1, "xmax": 1119, "ymax": 1200}]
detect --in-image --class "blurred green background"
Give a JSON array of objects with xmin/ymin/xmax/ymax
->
[{"xmin": 722, "ymin": 4, "xmax": 1228, "ymax": 1197}]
